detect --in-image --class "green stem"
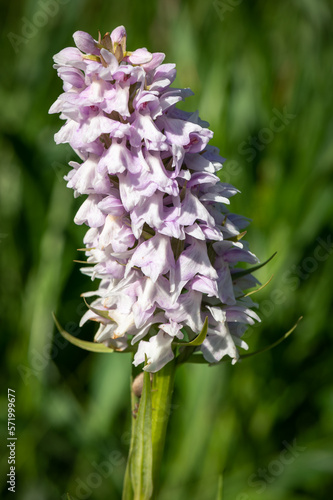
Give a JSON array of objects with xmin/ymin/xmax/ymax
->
[
  {"xmin": 122, "ymin": 375, "xmax": 137, "ymax": 500},
  {"xmin": 151, "ymin": 359, "xmax": 176, "ymax": 496},
  {"xmin": 122, "ymin": 360, "xmax": 176, "ymax": 500}
]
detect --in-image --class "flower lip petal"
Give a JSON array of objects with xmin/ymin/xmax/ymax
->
[
  {"xmin": 127, "ymin": 234, "xmax": 175, "ymax": 283},
  {"xmin": 133, "ymin": 331, "xmax": 174, "ymax": 373},
  {"xmin": 127, "ymin": 48, "xmax": 153, "ymax": 65},
  {"xmin": 53, "ymin": 47, "xmax": 86, "ymax": 69},
  {"xmin": 141, "ymin": 52, "xmax": 165, "ymax": 71}
]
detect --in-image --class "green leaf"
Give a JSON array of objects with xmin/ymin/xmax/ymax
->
[
  {"xmin": 67, "ymin": 494, "xmax": 74, "ymax": 500},
  {"xmin": 228, "ymin": 230, "xmax": 247, "ymax": 242},
  {"xmin": 240, "ymin": 316, "xmax": 303, "ymax": 360},
  {"xmin": 83, "ymin": 297, "xmax": 111, "ymax": 320},
  {"xmin": 238, "ymin": 274, "xmax": 274, "ymax": 298},
  {"xmin": 129, "ymin": 361, "xmax": 153, "ymax": 500},
  {"xmin": 184, "ymin": 317, "xmax": 302, "ymax": 364},
  {"xmin": 173, "ymin": 317, "xmax": 208, "ymax": 346},
  {"xmin": 52, "ymin": 313, "xmax": 115, "ymax": 353},
  {"xmin": 232, "ymin": 252, "xmax": 277, "ymax": 279}
]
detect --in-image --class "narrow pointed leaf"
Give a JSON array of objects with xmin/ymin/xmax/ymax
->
[
  {"xmin": 52, "ymin": 313, "xmax": 115, "ymax": 353},
  {"xmin": 228, "ymin": 230, "xmax": 247, "ymax": 242},
  {"xmin": 173, "ymin": 317, "xmax": 208, "ymax": 346},
  {"xmin": 83, "ymin": 297, "xmax": 111, "ymax": 320},
  {"xmin": 129, "ymin": 361, "xmax": 153, "ymax": 500},
  {"xmin": 240, "ymin": 316, "xmax": 303, "ymax": 359},
  {"xmin": 232, "ymin": 252, "xmax": 277, "ymax": 279},
  {"xmin": 82, "ymin": 54, "xmax": 101, "ymax": 62},
  {"xmin": 184, "ymin": 317, "xmax": 302, "ymax": 364},
  {"xmin": 238, "ymin": 275, "xmax": 274, "ymax": 298}
]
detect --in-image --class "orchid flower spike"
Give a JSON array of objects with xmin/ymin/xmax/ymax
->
[{"xmin": 50, "ymin": 26, "xmax": 261, "ymax": 372}]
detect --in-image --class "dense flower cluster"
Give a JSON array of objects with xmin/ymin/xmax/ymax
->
[{"xmin": 50, "ymin": 26, "xmax": 260, "ymax": 372}]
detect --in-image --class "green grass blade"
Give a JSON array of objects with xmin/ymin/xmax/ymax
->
[{"xmin": 240, "ymin": 316, "xmax": 303, "ymax": 359}]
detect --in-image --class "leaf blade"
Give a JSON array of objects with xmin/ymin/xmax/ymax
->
[
  {"xmin": 173, "ymin": 317, "xmax": 208, "ymax": 346},
  {"xmin": 52, "ymin": 313, "xmax": 115, "ymax": 353},
  {"xmin": 184, "ymin": 317, "xmax": 303, "ymax": 364},
  {"xmin": 238, "ymin": 274, "xmax": 274, "ymax": 298},
  {"xmin": 83, "ymin": 297, "xmax": 111, "ymax": 320},
  {"xmin": 240, "ymin": 316, "xmax": 303, "ymax": 360},
  {"xmin": 231, "ymin": 252, "xmax": 277, "ymax": 280}
]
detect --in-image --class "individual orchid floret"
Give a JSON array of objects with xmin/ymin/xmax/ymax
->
[{"xmin": 50, "ymin": 25, "xmax": 262, "ymax": 372}]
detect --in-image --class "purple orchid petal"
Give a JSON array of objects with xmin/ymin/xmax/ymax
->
[
  {"xmin": 131, "ymin": 112, "xmax": 166, "ymax": 147},
  {"xmin": 159, "ymin": 320, "xmax": 183, "ymax": 339},
  {"xmin": 166, "ymin": 290, "xmax": 203, "ymax": 333},
  {"xmin": 127, "ymin": 48, "xmax": 153, "ymax": 65},
  {"xmin": 100, "ymin": 48, "xmax": 119, "ymax": 73},
  {"xmin": 141, "ymin": 52, "xmax": 165, "ymax": 71},
  {"xmin": 97, "ymin": 193, "xmax": 124, "ymax": 215},
  {"xmin": 57, "ymin": 67, "xmax": 86, "ymax": 89},
  {"xmin": 133, "ymin": 330, "xmax": 174, "ymax": 372},
  {"xmin": 148, "ymin": 63, "xmax": 177, "ymax": 90},
  {"xmin": 171, "ymin": 238, "xmax": 218, "ymax": 295},
  {"xmin": 99, "ymin": 215, "xmax": 135, "ymax": 252},
  {"xmin": 177, "ymin": 190, "xmax": 215, "ymax": 227},
  {"xmin": 111, "ymin": 25, "xmax": 127, "ymax": 46},
  {"xmin": 53, "ymin": 47, "xmax": 86, "ymax": 69},
  {"xmin": 98, "ymin": 139, "xmax": 138, "ymax": 175},
  {"xmin": 66, "ymin": 156, "xmax": 111, "ymax": 195},
  {"xmin": 127, "ymin": 234, "xmax": 175, "ymax": 282},
  {"xmin": 73, "ymin": 31, "xmax": 99, "ymax": 55},
  {"xmin": 188, "ymin": 275, "xmax": 219, "ymax": 297},
  {"xmin": 215, "ymin": 261, "xmax": 236, "ymax": 305},
  {"xmin": 74, "ymin": 194, "xmax": 105, "ymax": 227},
  {"xmin": 131, "ymin": 312, "xmax": 167, "ymax": 344}
]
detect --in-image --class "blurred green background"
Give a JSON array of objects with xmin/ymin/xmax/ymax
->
[{"xmin": 1, "ymin": 0, "xmax": 333, "ymax": 498}]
